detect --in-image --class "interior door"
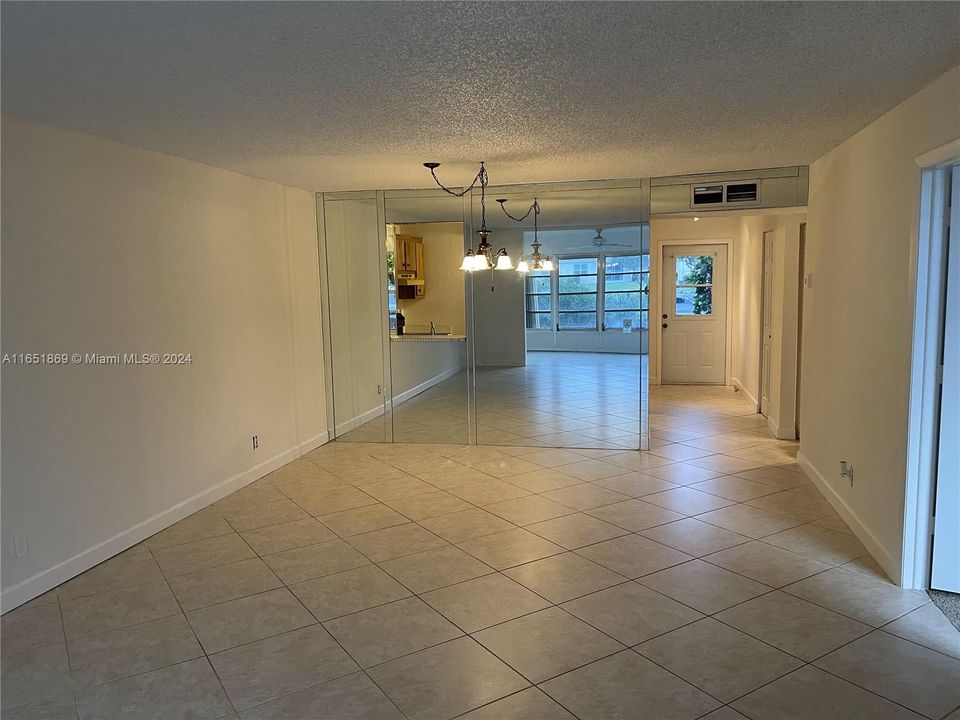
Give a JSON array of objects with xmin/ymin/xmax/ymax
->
[
  {"xmin": 760, "ymin": 231, "xmax": 775, "ymax": 415},
  {"xmin": 661, "ymin": 244, "xmax": 727, "ymax": 384},
  {"xmin": 931, "ymin": 164, "xmax": 960, "ymax": 592}
]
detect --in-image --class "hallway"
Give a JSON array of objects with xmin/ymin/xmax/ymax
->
[{"xmin": 3, "ymin": 390, "xmax": 958, "ymax": 719}]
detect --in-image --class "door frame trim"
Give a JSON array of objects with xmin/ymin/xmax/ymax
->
[
  {"xmin": 758, "ymin": 230, "xmax": 775, "ymax": 416},
  {"xmin": 903, "ymin": 146, "xmax": 958, "ymax": 588},
  {"xmin": 656, "ymin": 239, "xmax": 732, "ymax": 385}
]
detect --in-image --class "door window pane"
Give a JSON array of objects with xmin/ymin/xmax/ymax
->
[
  {"xmin": 676, "ymin": 255, "xmax": 714, "ymax": 285},
  {"xmin": 674, "ymin": 254, "xmax": 714, "ymax": 316}
]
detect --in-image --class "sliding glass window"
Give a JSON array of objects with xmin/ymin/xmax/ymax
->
[
  {"xmin": 558, "ymin": 257, "xmax": 598, "ymax": 330},
  {"xmin": 524, "ymin": 270, "xmax": 552, "ymax": 329},
  {"xmin": 602, "ymin": 255, "xmax": 649, "ymax": 331}
]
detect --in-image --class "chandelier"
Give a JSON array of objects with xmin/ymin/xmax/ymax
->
[
  {"xmin": 423, "ymin": 162, "xmax": 553, "ymax": 274},
  {"xmin": 497, "ymin": 197, "xmax": 554, "ymax": 274}
]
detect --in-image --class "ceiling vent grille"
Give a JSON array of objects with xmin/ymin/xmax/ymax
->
[
  {"xmin": 651, "ymin": 166, "xmax": 808, "ymax": 215},
  {"xmin": 692, "ymin": 185, "xmax": 724, "ymax": 205},
  {"xmin": 725, "ymin": 183, "xmax": 758, "ymax": 203}
]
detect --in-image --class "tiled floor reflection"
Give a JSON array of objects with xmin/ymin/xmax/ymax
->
[
  {"xmin": 339, "ymin": 352, "xmax": 644, "ymax": 449},
  {"xmin": 3, "ymin": 387, "xmax": 958, "ymax": 719}
]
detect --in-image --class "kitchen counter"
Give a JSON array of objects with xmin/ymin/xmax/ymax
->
[{"xmin": 390, "ymin": 334, "xmax": 466, "ymax": 342}]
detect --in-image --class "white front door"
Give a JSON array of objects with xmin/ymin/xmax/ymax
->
[
  {"xmin": 661, "ymin": 244, "xmax": 727, "ymax": 384},
  {"xmin": 931, "ymin": 164, "xmax": 960, "ymax": 592},
  {"xmin": 760, "ymin": 231, "xmax": 775, "ymax": 415}
]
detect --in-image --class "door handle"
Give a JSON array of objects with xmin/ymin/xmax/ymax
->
[
  {"xmin": 662, "ymin": 314, "xmax": 668, "ymax": 319},
  {"xmin": 662, "ymin": 323, "xmax": 668, "ymax": 329}
]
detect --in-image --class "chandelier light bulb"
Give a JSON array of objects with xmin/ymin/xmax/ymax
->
[
  {"xmin": 459, "ymin": 249, "xmax": 476, "ymax": 271},
  {"xmin": 495, "ymin": 249, "xmax": 513, "ymax": 270},
  {"xmin": 542, "ymin": 258, "xmax": 555, "ymax": 272},
  {"xmin": 516, "ymin": 258, "xmax": 530, "ymax": 274}
]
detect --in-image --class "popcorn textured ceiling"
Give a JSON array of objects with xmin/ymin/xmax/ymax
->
[{"xmin": 2, "ymin": 2, "xmax": 957, "ymax": 191}]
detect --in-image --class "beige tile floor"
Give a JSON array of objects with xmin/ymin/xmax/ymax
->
[
  {"xmin": 3, "ymin": 386, "xmax": 959, "ymax": 719},
  {"xmin": 340, "ymin": 352, "xmax": 643, "ymax": 449}
]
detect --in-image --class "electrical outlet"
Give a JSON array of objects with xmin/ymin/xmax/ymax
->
[
  {"xmin": 14, "ymin": 533, "xmax": 29, "ymax": 558},
  {"xmin": 377, "ymin": 384, "xmax": 383, "ymax": 395},
  {"xmin": 252, "ymin": 435, "xmax": 259, "ymax": 451},
  {"xmin": 840, "ymin": 461, "xmax": 854, "ymax": 486}
]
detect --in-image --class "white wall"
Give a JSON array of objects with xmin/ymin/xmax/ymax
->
[
  {"xmin": 394, "ymin": 222, "xmax": 466, "ymax": 336},
  {"xmin": 735, "ymin": 214, "xmax": 804, "ymax": 438},
  {"xmin": 1, "ymin": 116, "xmax": 326, "ymax": 610},
  {"xmin": 800, "ymin": 65, "xmax": 960, "ymax": 583},
  {"xmin": 390, "ymin": 340, "xmax": 467, "ymax": 400},
  {"xmin": 471, "ymin": 228, "xmax": 527, "ymax": 367},
  {"xmin": 731, "ymin": 216, "xmax": 763, "ymax": 403}
]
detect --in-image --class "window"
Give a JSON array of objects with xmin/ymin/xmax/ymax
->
[
  {"xmin": 558, "ymin": 257, "xmax": 598, "ymax": 329},
  {"xmin": 674, "ymin": 254, "xmax": 713, "ymax": 315},
  {"xmin": 524, "ymin": 248, "xmax": 651, "ymax": 333},
  {"xmin": 524, "ymin": 271, "xmax": 552, "ymax": 330},
  {"xmin": 603, "ymin": 255, "xmax": 648, "ymax": 332}
]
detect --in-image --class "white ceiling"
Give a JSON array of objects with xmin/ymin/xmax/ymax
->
[{"xmin": 2, "ymin": 2, "xmax": 957, "ymax": 192}]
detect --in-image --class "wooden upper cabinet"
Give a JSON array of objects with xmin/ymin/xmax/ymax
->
[{"xmin": 396, "ymin": 234, "xmax": 425, "ymax": 299}]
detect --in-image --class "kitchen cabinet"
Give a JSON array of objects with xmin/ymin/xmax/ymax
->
[{"xmin": 396, "ymin": 234, "xmax": 425, "ymax": 299}]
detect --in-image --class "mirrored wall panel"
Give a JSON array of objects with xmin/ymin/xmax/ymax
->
[
  {"xmin": 321, "ymin": 192, "xmax": 390, "ymax": 442},
  {"xmin": 320, "ymin": 180, "xmax": 649, "ymax": 450},
  {"xmin": 384, "ymin": 191, "xmax": 471, "ymax": 445},
  {"xmin": 470, "ymin": 182, "xmax": 649, "ymax": 450}
]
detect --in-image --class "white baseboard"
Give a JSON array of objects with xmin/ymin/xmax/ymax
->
[
  {"xmin": 477, "ymin": 360, "xmax": 524, "ymax": 367},
  {"xmin": 796, "ymin": 450, "xmax": 900, "ymax": 584},
  {"xmin": 334, "ymin": 404, "xmax": 385, "ymax": 435},
  {"xmin": 392, "ymin": 365, "xmax": 465, "ymax": 405},
  {"xmin": 730, "ymin": 377, "xmax": 759, "ymax": 410},
  {"xmin": 1, "ymin": 430, "xmax": 329, "ymax": 612}
]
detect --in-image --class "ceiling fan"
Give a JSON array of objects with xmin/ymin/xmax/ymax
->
[{"xmin": 569, "ymin": 228, "xmax": 634, "ymax": 251}]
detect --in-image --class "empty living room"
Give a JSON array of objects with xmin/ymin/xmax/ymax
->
[{"xmin": 1, "ymin": 2, "xmax": 958, "ymax": 719}]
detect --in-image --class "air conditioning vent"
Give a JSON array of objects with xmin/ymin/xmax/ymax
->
[
  {"xmin": 726, "ymin": 183, "xmax": 758, "ymax": 203},
  {"xmin": 692, "ymin": 185, "xmax": 724, "ymax": 205}
]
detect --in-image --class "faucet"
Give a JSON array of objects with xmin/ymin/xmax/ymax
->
[{"xmin": 429, "ymin": 321, "xmax": 437, "ymax": 336}]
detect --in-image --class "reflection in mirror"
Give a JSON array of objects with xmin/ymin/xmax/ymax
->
[
  {"xmin": 322, "ymin": 193, "xmax": 389, "ymax": 442},
  {"xmin": 384, "ymin": 193, "xmax": 470, "ymax": 445},
  {"xmin": 471, "ymin": 184, "xmax": 648, "ymax": 450}
]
